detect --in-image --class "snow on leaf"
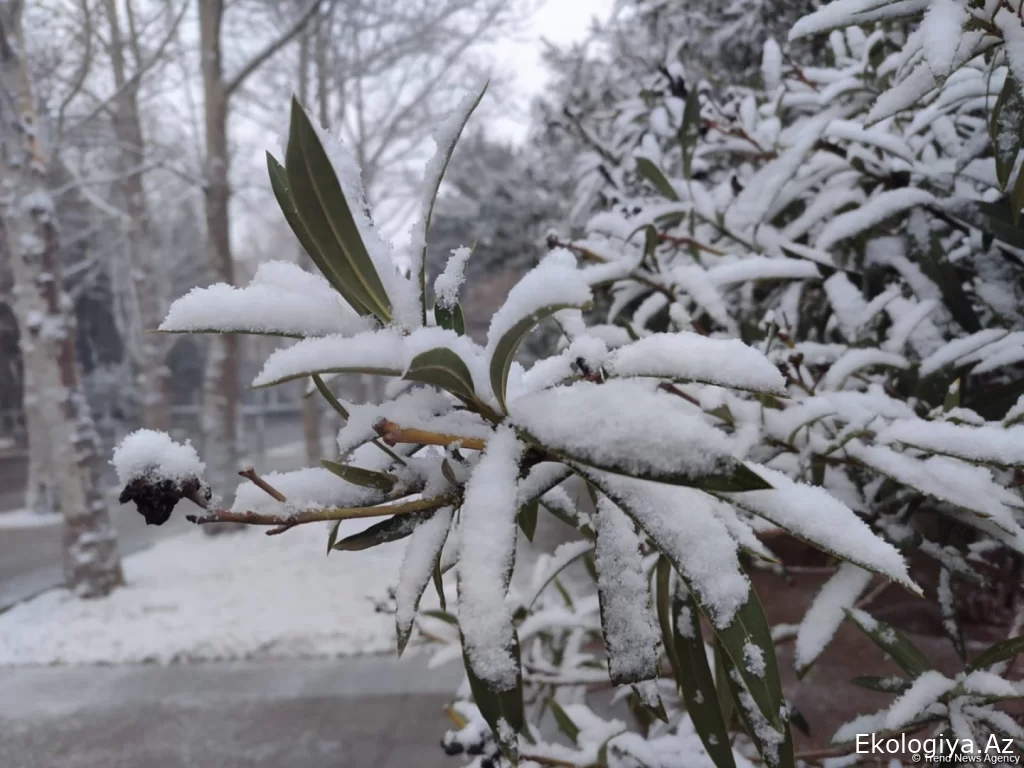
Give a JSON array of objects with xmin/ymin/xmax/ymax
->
[
  {"xmin": 820, "ymin": 348, "xmax": 909, "ymax": 391},
  {"xmin": 253, "ymin": 330, "xmax": 404, "ymax": 387},
  {"xmin": 486, "ymin": 249, "xmax": 592, "ymax": 410},
  {"xmin": 794, "ymin": 563, "xmax": 873, "ymax": 674},
  {"xmin": 919, "ymin": 329, "xmax": 1009, "ymax": 376},
  {"xmin": 884, "ymin": 671, "xmax": 956, "ymax": 730},
  {"xmin": 789, "ymin": 0, "xmax": 929, "ymax": 41},
  {"xmin": 511, "ymin": 379, "xmax": 770, "ymax": 491},
  {"xmin": 231, "ymin": 467, "xmax": 382, "ymax": 515},
  {"xmin": 434, "ymin": 246, "xmax": 472, "ymax": 310},
  {"xmin": 593, "ymin": 497, "xmax": 661, "ymax": 685},
  {"xmin": 458, "ymin": 427, "xmax": 525, "ymax": 692},
  {"xmin": 878, "ymin": 420, "xmax": 1024, "ymax": 468},
  {"xmin": 721, "ymin": 464, "xmax": 918, "ymax": 593},
  {"xmin": 607, "ymin": 332, "xmax": 786, "ymax": 393},
  {"xmin": 409, "ymin": 82, "xmax": 488, "ymax": 319},
  {"xmin": 921, "ymin": 0, "xmax": 966, "ymax": 77},
  {"xmin": 816, "ymin": 189, "xmax": 937, "ymax": 250},
  {"xmin": 585, "ymin": 471, "xmax": 750, "ymax": 630},
  {"xmin": 396, "ymin": 506, "xmax": 454, "ymax": 655},
  {"xmin": 845, "ymin": 442, "xmax": 1024, "ymax": 531},
  {"xmin": 160, "ymin": 261, "xmax": 372, "ymax": 338}
]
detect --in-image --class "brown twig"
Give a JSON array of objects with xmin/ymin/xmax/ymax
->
[
  {"xmin": 185, "ymin": 493, "xmax": 456, "ymax": 536},
  {"xmin": 373, "ymin": 419, "xmax": 487, "ymax": 452},
  {"xmin": 657, "ymin": 381, "xmax": 702, "ymax": 407},
  {"xmin": 657, "ymin": 232, "xmax": 725, "ymax": 255},
  {"xmin": 239, "ymin": 466, "xmax": 286, "ymax": 502}
]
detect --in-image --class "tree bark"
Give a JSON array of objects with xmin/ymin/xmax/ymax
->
[
  {"xmin": 0, "ymin": 0, "xmax": 123, "ymax": 597},
  {"xmin": 103, "ymin": 0, "xmax": 171, "ymax": 432},
  {"xmin": 298, "ymin": 20, "xmax": 321, "ymax": 464},
  {"xmin": 198, "ymin": 0, "xmax": 241, "ymax": 500}
]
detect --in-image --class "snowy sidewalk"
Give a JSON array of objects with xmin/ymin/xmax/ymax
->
[
  {"xmin": 0, "ymin": 655, "xmax": 462, "ymax": 768},
  {"xmin": 0, "ymin": 521, "xmax": 412, "ymax": 665}
]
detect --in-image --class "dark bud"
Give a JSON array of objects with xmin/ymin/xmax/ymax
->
[
  {"xmin": 119, "ymin": 475, "xmax": 210, "ymax": 526},
  {"xmin": 440, "ymin": 737, "xmax": 465, "ymax": 756},
  {"xmin": 730, "ymin": 175, "xmax": 744, "ymax": 196}
]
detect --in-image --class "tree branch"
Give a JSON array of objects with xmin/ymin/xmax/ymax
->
[
  {"xmin": 184, "ymin": 492, "xmax": 457, "ymax": 535},
  {"xmin": 224, "ymin": 0, "xmax": 322, "ymax": 99},
  {"xmin": 373, "ymin": 418, "xmax": 487, "ymax": 451}
]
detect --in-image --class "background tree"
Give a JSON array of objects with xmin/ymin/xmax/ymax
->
[{"xmin": 1, "ymin": 0, "xmax": 123, "ymax": 597}]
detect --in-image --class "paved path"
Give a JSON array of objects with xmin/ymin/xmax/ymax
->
[{"xmin": 0, "ymin": 656, "xmax": 464, "ymax": 768}]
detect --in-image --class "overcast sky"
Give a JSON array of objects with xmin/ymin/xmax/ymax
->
[{"xmin": 489, "ymin": 0, "xmax": 615, "ymax": 141}]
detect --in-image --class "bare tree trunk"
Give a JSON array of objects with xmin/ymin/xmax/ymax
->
[
  {"xmin": 198, "ymin": 0, "xmax": 241, "ymax": 502},
  {"xmin": 23, "ymin": 392, "xmax": 58, "ymax": 514},
  {"xmin": 103, "ymin": 0, "xmax": 171, "ymax": 432},
  {"xmin": 0, "ymin": 1, "xmax": 123, "ymax": 596},
  {"xmin": 298, "ymin": 20, "xmax": 321, "ymax": 464}
]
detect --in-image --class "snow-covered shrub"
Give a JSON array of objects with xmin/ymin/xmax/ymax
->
[
  {"xmin": 536, "ymin": 0, "xmax": 1024, "ymax": 758},
  {"xmin": 109, "ymin": 76, "xmax": 925, "ymax": 766}
]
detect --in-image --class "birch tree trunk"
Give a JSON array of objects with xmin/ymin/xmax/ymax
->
[
  {"xmin": 0, "ymin": 0, "xmax": 123, "ymax": 597},
  {"xmin": 103, "ymin": 0, "xmax": 171, "ymax": 432},
  {"xmin": 198, "ymin": 0, "xmax": 241, "ymax": 499}
]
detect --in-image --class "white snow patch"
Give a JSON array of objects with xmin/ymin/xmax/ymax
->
[{"xmin": 111, "ymin": 430, "xmax": 205, "ymax": 486}]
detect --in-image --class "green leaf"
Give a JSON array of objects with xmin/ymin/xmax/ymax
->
[
  {"xmin": 938, "ymin": 568, "xmax": 965, "ymax": 662},
  {"xmin": 326, "ymin": 520, "xmax": 341, "ymax": 554},
  {"xmin": 434, "ymin": 301, "xmax": 466, "ymax": 335},
  {"xmin": 635, "ymin": 156, "xmax": 679, "ymax": 201},
  {"xmin": 717, "ymin": 639, "xmax": 795, "ymax": 768},
  {"xmin": 851, "ymin": 675, "xmax": 911, "ymax": 695},
  {"xmin": 332, "ymin": 514, "xmax": 423, "ymax": 552},
  {"xmin": 1011, "ymin": 153, "xmax": 1024, "ymax": 227},
  {"xmin": 312, "ymin": 374, "xmax": 351, "ymax": 419},
  {"xmin": 396, "ymin": 507, "xmax": 453, "ymax": 656},
  {"xmin": 990, "ymin": 72, "xmax": 1024, "ymax": 191},
  {"xmin": 432, "ymin": 561, "xmax": 446, "ymax": 612},
  {"xmin": 967, "ymin": 635, "xmax": 1024, "ymax": 672},
  {"xmin": 673, "ymin": 590, "xmax": 737, "ymax": 768},
  {"xmin": 679, "ymin": 88, "xmax": 701, "ymax": 180},
  {"xmin": 404, "ymin": 347, "xmax": 478, "ymax": 405},
  {"xmin": 415, "ymin": 82, "xmax": 488, "ymax": 322},
  {"xmin": 421, "ymin": 609, "xmax": 458, "ymax": 626},
  {"xmin": 321, "ymin": 459, "xmax": 397, "ymax": 492},
  {"xmin": 462, "ymin": 634, "xmax": 525, "ymax": 762},
  {"xmin": 656, "ymin": 556, "xmax": 684, "ymax": 693},
  {"xmin": 490, "ymin": 303, "xmax": 589, "ymax": 412},
  {"xmin": 971, "ymin": 200, "xmax": 1024, "ymax": 250},
  {"xmin": 267, "ymin": 152, "xmax": 376, "ymax": 315},
  {"xmin": 559, "ymin": 448, "xmax": 772, "ymax": 493},
  {"xmin": 916, "ymin": 232, "xmax": 981, "ymax": 333},
  {"xmin": 548, "ymin": 699, "xmax": 580, "ymax": 744},
  {"xmin": 518, "ymin": 498, "xmax": 539, "ymax": 542},
  {"xmin": 587, "ymin": 471, "xmax": 783, "ymax": 729},
  {"xmin": 285, "ymin": 97, "xmax": 392, "ymax": 323},
  {"xmin": 845, "ymin": 609, "xmax": 932, "ymax": 678}
]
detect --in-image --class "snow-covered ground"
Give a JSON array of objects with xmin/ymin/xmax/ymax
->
[
  {"xmin": 0, "ymin": 509, "xmax": 62, "ymax": 529},
  {"xmin": 0, "ymin": 520, "xmax": 409, "ymax": 665}
]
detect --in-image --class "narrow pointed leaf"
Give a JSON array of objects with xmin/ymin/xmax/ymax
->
[
  {"xmin": 518, "ymin": 498, "xmax": 539, "ymax": 542},
  {"xmin": 321, "ymin": 459, "xmax": 397, "ymax": 492},
  {"xmin": 548, "ymin": 699, "xmax": 580, "ymax": 744},
  {"xmin": 435, "ymin": 301, "xmax": 466, "ymax": 335},
  {"xmin": 593, "ymin": 497, "xmax": 661, "ymax": 685},
  {"xmin": 635, "ymin": 156, "xmax": 679, "ymax": 200},
  {"xmin": 285, "ymin": 98, "xmax": 392, "ymax": 322},
  {"xmin": 967, "ymin": 635, "xmax": 1024, "ymax": 672},
  {"xmin": 656, "ymin": 556, "xmax": 684, "ymax": 692},
  {"xmin": 718, "ymin": 639, "xmax": 795, "ymax": 768},
  {"xmin": 851, "ymin": 676, "xmax": 911, "ymax": 694},
  {"xmin": 396, "ymin": 506, "xmax": 454, "ymax": 655},
  {"xmin": 413, "ymin": 82, "xmax": 489, "ymax": 321},
  {"xmin": 845, "ymin": 609, "xmax": 932, "ymax": 678},
  {"xmin": 490, "ymin": 303, "xmax": 587, "ymax": 412},
  {"xmin": 332, "ymin": 513, "xmax": 424, "ymax": 552},
  {"xmin": 673, "ymin": 590, "xmax": 737, "ymax": 768},
  {"xmin": 404, "ymin": 347, "xmax": 478, "ymax": 404}
]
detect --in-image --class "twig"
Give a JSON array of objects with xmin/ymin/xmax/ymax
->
[
  {"xmin": 239, "ymin": 466, "xmax": 286, "ymax": 502},
  {"xmin": 185, "ymin": 493, "xmax": 456, "ymax": 535},
  {"xmin": 658, "ymin": 232, "xmax": 725, "ymax": 256},
  {"xmin": 374, "ymin": 419, "xmax": 487, "ymax": 451},
  {"xmin": 657, "ymin": 381, "xmax": 701, "ymax": 407}
]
